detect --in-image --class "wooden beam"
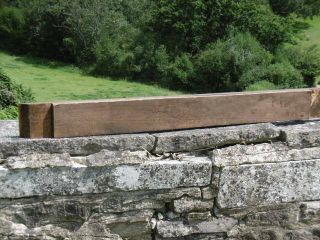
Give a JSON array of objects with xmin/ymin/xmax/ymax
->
[
  {"xmin": 53, "ymin": 89, "xmax": 315, "ymax": 138},
  {"xmin": 19, "ymin": 103, "xmax": 53, "ymax": 138},
  {"xmin": 19, "ymin": 88, "xmax": 320, "ymax": 138}
]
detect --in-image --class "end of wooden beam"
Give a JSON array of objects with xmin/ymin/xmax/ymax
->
[
  {"xmin": 310, "ymin": 88, "xmax": 320, "ymax": 119},
  {"xmin": 19, "ymin": 103, "xmax": 54, "ymax": 138}
]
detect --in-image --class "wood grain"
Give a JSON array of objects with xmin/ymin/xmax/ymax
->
[
  {"xmin": 310, "ymin": 88, "xmax": 320, "ymax": 119},
  {"xmin": 52, "ymin": 89, "xmax": 312, "ymax": 138},
  {"xmin": 19, "ymin": 88, "xmax": 320, "ymax": 138},
  {"xmin": 19, "ymin": 103, "xmax": 53, "ymax": 138}
]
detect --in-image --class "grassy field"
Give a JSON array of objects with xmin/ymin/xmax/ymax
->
[
  {"xmin": 299, "ymin": 16, "xmax": 320, "ymax": 83},
  {"xmin": 0, "ymin": 51, "xmax": 181, "ymax": 102},
  {"xmin": 299, "ymin": 16, "xmax": 320, "ymax": 48}
]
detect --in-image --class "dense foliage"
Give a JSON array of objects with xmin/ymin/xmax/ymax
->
[
  {"xmin": 269, "ymin": 0, "xmax": 320, "ymax": 17},
  {"xmin": 0, "ymin": 0, "xmax": 319, "ymax": 93},
  {"xmin": 0, "ymin": 69, "xmax": 34, "ymax": 119}
]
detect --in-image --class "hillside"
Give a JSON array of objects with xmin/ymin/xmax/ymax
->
[
  {"xmin": 0, "ymin": 51, "xmax": 181, "ymax": 102},
  {"xmin": 299, "ymin": 16, "xmax": 320, "ymax": 82}
]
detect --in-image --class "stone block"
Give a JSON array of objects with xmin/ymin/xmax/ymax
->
[
  {"xmin": 157, "ymin": 220, "xmax": 195, "ymax": 238},
  {"xmin": 244, "ymin": 208, "xmax": 299, "ymax": 227},
  {"xmin": 156, "ymin": 217, "xmax": 237, "ymax": 238},
  {"xmin": 211, "ymin": 142, "xmax": 320, "ymax": 166},
  {"xmin": 0, "ymin": 131, "xmax": 155, "ymax": 159},
  {"xmin": 87, "ymin": 210, "xmax": 154, "ymax": 239},
  {"xmin": 153, "ymin": 123, "xmax": 280, "ymax": 153},
  {"xmin": 202, "ymin": 186, "xmax": 217, "ymax": 200},
  {"xmin": 300, "ymin": 201, "xmax": 320, "ymax": 224},
  {"xmin": 218, "ymin": 160, "xmax": 320, "ymax": 208},
  {"xmin": 185, "ymin": 235, "xmax": 226, "ymax": 240},
  {"xmin": 174, "ymin": 197, "xmax": 213, "ymax": 213},
  {"xmin": 278, "ymin": 120, "xmax": 320, "ymax": 148},
  {"xmin": 0, "ymin": 217, "xmax": 123, "ymax": 240},
  {"xmin": 0, "ymin": 120, "xmax": 18, "ymax": 139},
  {"xmin": 187, "ymin": 212, "xmax": 212, "ymax": 222},
  {"xmin": 0, "ymin": 152, "xmax": 212, "ymax": 198}
]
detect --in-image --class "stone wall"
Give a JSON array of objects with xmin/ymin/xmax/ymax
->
[{"xmin": 0, "ymin": 120, "xmax": 319, "ymax": 240}]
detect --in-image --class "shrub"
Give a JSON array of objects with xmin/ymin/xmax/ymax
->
[
  {"xmin": 194, "ymin": 40, "xmax": 230, "ymax": 92},
  {"xmin": 92, "ymin": 11, "xmax": 139, "ymax": 77},
  {"xmin": 93, "ymin": 35, "xmax": 136, "ymax": 77},
  {"xmin": 0, "ymin": 106, "xmax": 19, "ymax": 120},
  {"xmin": 149, "ymin": 0, "xmax": 293, "ymax": 54},
  {"xmin": 232, "ymin": 2, "xmax": 293, "ymax": 50},
  {"xmin": 150, "ymin": 0, "xmax": 211, "ymax": 54},
  {"xmin": 38, "ymin": 0, "xmax": 152, "ymax": 65},
  {"xmin": 0, "ymin": 70, "xmax": 17, "ymax": 108},
  {"xmin": 166, "ymin": 53, "xmax": 194, "ymax": 89},
  {"xmin": 129, "ymin": 33, "xmax": 159, "ymax": 79},
  {"xmin": 270, "ymin": 0, "xmax": 320, "ymax": 17},
  {"xmin": 245, "ymin": 80, "xmax": 278, "ymax": 91},
  {"xmin": 276, "ymin": 45, "xmax": 320, "ymax": 87},
  {"xmin": 0, "ymin": 69, "xmax": 34, "ymax": 109},
  {"xmin": 194, "ymin": 32, "xmax": 272, "ymax": 92},
  {"xmin": 146, "ymin": 45, "xmax": 171, "ymax": 83},
  {"xmin": 240, "ymin": 62, "xmax": 305, "ymax": 89}
]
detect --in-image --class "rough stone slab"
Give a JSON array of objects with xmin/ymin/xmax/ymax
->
[
  {"xmin": 218, "ymin": 159, "xmax": 320, "ymax": 209},
  {"xmin": 153, "ymin": 123, "xmax": 280, "ymax": 153},
  {"xmin": 155, "ymin": 188, "xmax": 202, "ymax": 200},
  {"xmin": 157, "ymin": 221, "xmax": 195, "ymax": 238},
  {"xmin": 244, "ymin": 207, "xmax": 299, "ymax": 228},
  {"xmin": 155, "ymin": 237, "xmax": 185, "ymax": 240},
  {"xmin": 174, "ymin": 197, "xmax": 213, "ymax": 213},
  {"xmin": 5, "ymin": 150, "xmax": 156, "ymax": 169},
  {"xmin": 195, "ymin": 218, "xmax": 237, "ymax": 233},
  {"xmin": 156, "ymin": 235, "xmax": 225, "ymax": 240},
  {"xmin": 85, "ymin": 149, "xmax": 154, "ymax": 166},
  {"xmin": 0, "ymin": 121, "xmax": 155, "ymax": 158},
  {"xmin": 156, "ymin": 217, "xmax": 237, "ymax": 238},
  {"xmin": 0, "ymin": 121, "xmax": 19, "ymax": 139},
  {"xmin": 0, "ymin": 152, "xmax": 211, "ymax": 198},
  {"xmin": 300, "ymin": 201, "xmax": 320, "ymax": 224},
  {"xmin": 201, "ymin": 186, "xmax": 216, "ymax": 200},
  {"xmin": 6, "ymin": 153, "xmax": 75, "ymax": 169},
  {"xmin": 0, "ymin": 187, "xmax": 202, "ymax": 229},
  {"xmin": 187, "ymin": 212, "xmax": 212, "ymax": 222},
  {"xmin": 0, "ymin": 217, "xmax": 123, "ymax": 240},
  {"xmin": 218, "ymin": 203, "xmax": 298, "ymax": 221},
  {"xmin": 211, "ymin": 142, "xmax": 320, "ymax": 166},
  {"xmin": 278, "ymin": 120, "xmax": 320, "ymax": 148},
  {"xmin": 111, "ymin": 157, "xmax": 212, "ymax": 192},
  {"xmin": 228, "ymin": 224, "xmax": 320, "ymax": 240},
  {"xmin": 87, "ymin": 210, "xmax": 154, "ymax": 239},
  {"xmin": 185, "ymin": 235, "xmax": 226, "ymax": 240},
  {"xmin": 0, "ymin": 187, "xmax": 202, "ymax": 207}
]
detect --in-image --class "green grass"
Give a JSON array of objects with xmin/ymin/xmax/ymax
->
[
  {"xmin": 299, "ymin": 16, "xmax": 320, "ymax": 48},
  {"xmin": 245, "ymin": 81, "xmax": 278, "ymax": 92},
  {"xmin": 0, "ymin": 51, "xmax": 181, "ymax": 102},
  {"xmin": 298, "ymin": 16, "xmax": 320, "ymax": 83}
]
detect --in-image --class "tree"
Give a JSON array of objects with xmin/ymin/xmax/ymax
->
[
  {"xmin": 194, "ymin": 32, "xmax": 273, "ymax": 92},
  {"xmin": 269, "ymin": 0, "xmax": 320, "ymax": 17},
  {"xmin": 149, "ymin": 0, "xmax": 293, "ymax": 54}
]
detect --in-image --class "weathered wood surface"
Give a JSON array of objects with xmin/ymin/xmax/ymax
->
[
  {"xmin": 19, "ymin": 103, "xmax": 53, "ymax": 138},
  {"xmin": 19, "ymin": 88, "xmax": 320, "ymax": 138}
]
